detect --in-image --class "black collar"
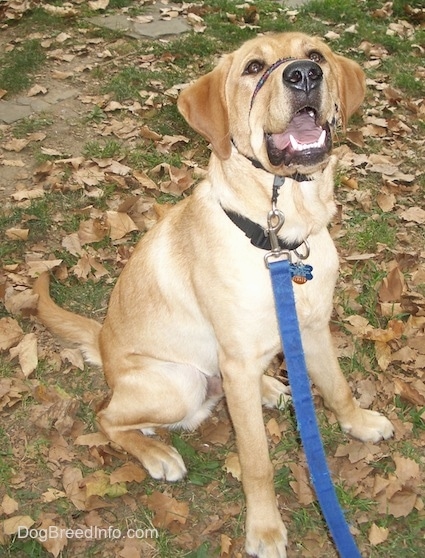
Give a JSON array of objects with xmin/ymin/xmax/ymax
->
[
  {"xmin": 223, "ymin": 208, "xmax": 303, "ymax": 252},
  {"xmin": 247, "ymin": 156, "xmax": 312, "ymax": 183}
]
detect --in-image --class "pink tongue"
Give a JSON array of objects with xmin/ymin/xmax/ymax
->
[{"xmin": 272, "ymin": 112, "xmax": 322, "ymax": 149}]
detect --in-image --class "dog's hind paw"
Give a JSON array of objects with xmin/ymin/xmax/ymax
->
[
  {"xmin": 261, "ymin": 375, "xmax": 291, "ymax": 409},
  {"xmin": 142, "ymin": 444, "xmax": 187, "ymax": 482},
  {"xmin": 341, "ymin": 407, "xmax": 394, "ymax": 443}
]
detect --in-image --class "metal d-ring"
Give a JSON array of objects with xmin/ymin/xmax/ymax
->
[{"xmin": 293, "ymin": 239, "xmax": 310, "ymax": 260}]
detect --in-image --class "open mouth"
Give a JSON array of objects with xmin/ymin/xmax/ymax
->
[{"xmin": 266, "ymin": 108, "xmax": 332, "ymax": 167}]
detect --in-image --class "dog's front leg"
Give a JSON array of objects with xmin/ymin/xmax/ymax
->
[
  {"xmin": 301, "ymin": 324, "xmax": 394, "ymax": 442},
  {"xmin": 221, "ymin": 356, "xmax": 287, "ymax": 558}
]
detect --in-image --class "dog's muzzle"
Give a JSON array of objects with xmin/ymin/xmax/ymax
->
[{"xmin": 250, "ymin": 59, "xmax": 333, "ymax": 168}]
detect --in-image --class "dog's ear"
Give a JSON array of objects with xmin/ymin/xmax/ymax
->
[
  {"xmin": 334, "ymin": 55, "xmax": 366, "ymax": 128},
  {"xmin": 177, "ymin": 56, "xmax": 232, "ymax": 160}
]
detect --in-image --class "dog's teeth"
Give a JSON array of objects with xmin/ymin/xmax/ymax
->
[
  {"xmin": 318, "ymin": 129, "xmax": 326, "ymax": 146},
  {"xmin": 289, "ymin": 130, "xmax": 327, "ymax": 152},
  {"xmin": 289, "ymin": 134, "xmax": 299, "ymax": 150}
]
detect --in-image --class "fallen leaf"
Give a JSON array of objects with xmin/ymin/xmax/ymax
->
[
  {"xmin": 41, "ymin": 488, "xmax": 67, "ymax": 503},
  {"xmin": 110, "ymin": 462, "xmax": 147, "ymax": 484},
  {"xmin": 399, "ymin": 207, "xmax": 425, "ymax": 224},
  {"xmin": 223, "ymin": 452, "xmax": 241, "ymax": 481},
  {"xmin": 62, "ymin": 466, "xmax": 86, "ymax": 511},
  {"xmin": 74, "ymin": 432, "xmax": 110, "ymax": 447},
  {"xmin": 379, "ymin": 265, "xmax": 405, "ymax": 302},
  {"xmin": 1, "ymin": 495, "xmax": 19, "ymax": 515},
  {"xmin": 5, "ymin": 228, "xmax": 29, "ymax": 241},
  {"xmin": 84, "ymin": 470, "xmax": 127, "ymax": 499},
  {"xmin": 106, "ymin": 211, "xmax": 138, "ymax": 240},
  {"xmin": 9, "ymin": 333, "xmax": 38, "ymax": 377},
  {"xmin": 2, "ymin": 515, "xmax": 34, "ymax": 535},
  {"xmin": 289, "ymin": 462, "xmax": 315, "ymax": 505},
  {"xmin": 26, "ymin": 259, "xmax": 62, "ymax": 277},
  {"xmin": 2, "ymin": 138, "xmax": 29, "ymax": 152},
  {"xmin": 37, "ymin": 518, "xmax": 68, "ymax": 557},
  {"xmin": 146, "ymin": 491, "xmax": 189, "ymax": 528},
  {"xmin": 89, "ymin": 0, "xmax": 110, "ymax": 10},
  {"xmin": 368, "ymin": 523, "xmax": 389, "ymax": 545},
  {"xmin": 28, "ymin": 84, "xmax": 47, "ymax": 96},
  {"xmin": 266, "ymin": 417, "xmax": 281, "ymax": 443},
  {"xmin": 11, "ymin": 188, "xmax": 45, "ymax": 201},
  {"xmin": 0, "ymin": 317, "xmax": 24, "ymax": 351},
  {"xmin": 387, "ymin": 489, "xmax": 417, "ymax": 518}
]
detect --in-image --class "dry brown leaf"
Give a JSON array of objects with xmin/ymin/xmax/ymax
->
[
  {"xmin": 201, "ymin": 419, "xmax": 231, "ymax": 446},
  {"xmin": 2, "ymin": 138, "xmax": 29, "ymax": 152},
  {"xmin": 289, "ymin": 462, "xmax": 315, "ymax": 505},
  {"xmin": 110, "ymin": 462, "xmax": 147, "ymax": 484},
  {"xmin": 399, "ymin": 207, "xmax": 425, "ymax": 224},
  {"xmin": 394, "ymin": 378, "xmax": 425, "ymax": 406},
  {"xmin": 379, "ymin": 265, "xmax": 405, "ymax": 302},
  {"xmin": 376, "ymin": 192, "xmax": 396, "ymax": 212},
  {"xmin": 220, "ymin": 533, "xmax": 232, "ymax": 556},
  {"xmin": 387, "ymin": 489, "xmax": 418, "ymax": 518},
  {"xmin": 62, "ymin": 232, "xmax": 83, "ymax": 256},
  {"xmin": 335, "ymin": 441, "xmax": 383, "ymax": 464},
  {"xmin": 28, "ymin": 84, "xmax": 47, "ymax": 97},
  {"xmin": 89, "ymin": 0, "xmax": 110, "ymax": 10},
  {"xmin": 394, "ymin": 454, "xmax": 420, "ymax": 484},
  {"xmin": 223, "ymin": 452, "xmax": 241, "ymax": 480},
  {"xmin": 62, "ymin": 466, "xmax": 86, "ymax": 511},
  {"xmin": 146, "ymin": 491, "xmax": 189, "ymax": 528},
  {"xmin": 1, "ymin": 495, "xmax": 19, "ymax": 515},
  {"xmin": 2, "ymin": 515, "xmax": 34, "ymax": 535},
  {"xmin": 5, "ymin": 228, "xmax": 29, "ymax": 241},
  {"xmin": 9, "ymin": 333, "xmax": 38, "ymax": 377},
  {"xmin": 37, "ymin": 518, "xmax": 68, "ymax": 557},
  {"xmin": 26, "ymin": 259, "xmax": 63, "ymax": 278},
  {"xmin": 41, "ymin": 488, "xmax": 67, "ymax": 503},
  {"xmin": 74, "ymin": 432, "xmax": 110, "ymax": 447},
  {"xmin": 368, "ymin": 523, "xmax": 389, "ymax": 545},
  {"xmin": 6, "ymin": 287, "xmax": 38, "ymax": 316},
  {"xmin": 11, "ymin": 188, "xmax": 45, "ymax": 201},
  {"xmin": 0, "ymin": 317, "xmax": 24, "ymax": 351},
  {"xmin": 78, "ymin": 218, "xmax": 108, "ymax": 244},
  {"xmin": 106, "ymin": 211, "xmax": 138, "ymax": 240},
  {"xmin": 266, "ymin": 417, "xmax": 281, "ymax": 443}
]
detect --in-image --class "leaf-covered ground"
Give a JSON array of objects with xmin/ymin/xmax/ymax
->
[{"xmin": 0, "ymin": 1, "xmax": 424, "ymax": 557}]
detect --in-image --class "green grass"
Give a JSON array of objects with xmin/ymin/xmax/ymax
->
[
  {"xmin": 0, "ymin": 40, "xmax": 46, "ymax": 96},
  {"xmin": 83, "ymin": 139, "xmax": 124, "ymax": 159},
  {"xmin": 12, "ymin": 115, "xmax": 54, "ymax": 138},
  {"xmin": 0, "ymin": 1, "xmax": 424, "ymax": 557}
]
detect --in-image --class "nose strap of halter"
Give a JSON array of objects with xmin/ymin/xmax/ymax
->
[{"xmin": 250, "ymin": 57, "xmax": 295, "ymax": 111}]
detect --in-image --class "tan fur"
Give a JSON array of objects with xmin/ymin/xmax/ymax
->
[{"xmin": 34, "ymin": 33, "xmax": 393, "ymax": 557}]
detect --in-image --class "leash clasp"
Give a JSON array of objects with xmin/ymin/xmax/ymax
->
[{"xmin": 264, "ymin": 208, "xmax": 289, "ymax": 267}]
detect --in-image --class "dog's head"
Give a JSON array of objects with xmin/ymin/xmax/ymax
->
[{"xmin": 178, "ymin": 32, "xmax": 365, "ymax": 176}]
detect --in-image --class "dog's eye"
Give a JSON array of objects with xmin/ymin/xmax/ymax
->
[
  {"xmin": 308, "ymin": 51, "xmax": 324, "ymax": 64},
  {"xmin": 243, "ymin": 60, "xmax": 265, "ymax": 75}
]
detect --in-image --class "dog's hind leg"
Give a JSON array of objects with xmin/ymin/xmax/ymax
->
[
  {"xmin": 98, "ymin": 361, "xmax": 220, "ymax": 481},
  {"xmin": 261, "ymin": 375, "xmax": 291, "ymax": 409}
]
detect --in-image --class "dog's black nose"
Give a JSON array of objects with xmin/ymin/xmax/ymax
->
[{"xmin": 283, "ymin": 60, "xmax": 323, "ymax": 94}]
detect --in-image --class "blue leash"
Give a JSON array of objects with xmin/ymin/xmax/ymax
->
[{"xmin": 269, "ymin": 258, "xmax": 362, "ymax": 558}]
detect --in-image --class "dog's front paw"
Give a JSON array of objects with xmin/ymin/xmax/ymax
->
[
  {"xmin": 262, "ymin": 375, "xmax": 291, "ymax": 409},
  {"xmin": 142, "ymin": 444, "xmax": 187, "ymax": 482},
  {"xmin": 246, "ymin": 516, "xmax": 288, "ymax": 558},
  {"xmin": 340, "ymin": 407, "xmax": 394, "ymax": 443}
]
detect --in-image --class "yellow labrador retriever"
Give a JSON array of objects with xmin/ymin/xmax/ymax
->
[{"xmin": 34, "ymin": 32, "xmax": 393, "ymax": 557}]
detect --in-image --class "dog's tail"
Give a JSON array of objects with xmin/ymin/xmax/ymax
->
[{"xmin": 33, "ymin": 272, "xmax": 102, "ymax": 367}]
